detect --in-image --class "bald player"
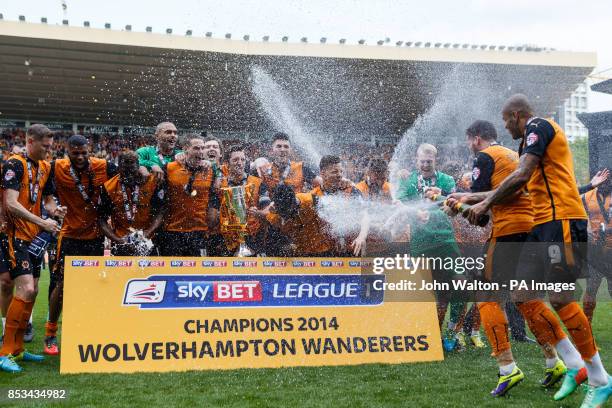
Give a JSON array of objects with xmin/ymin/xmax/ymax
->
[
  {"xmin": 466, "ymin": 95, "xmax": 611, "ymax": 407},
  {"xmin": 137, "ymin": 122, "xmax": 182, "ymax": 182},
  {"xmin": 447, "ymin": 120, "xmax": 564, "ymax": 397}
]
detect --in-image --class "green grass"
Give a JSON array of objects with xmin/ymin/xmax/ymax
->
[{"xmin": 0, "ymin": 272, "xmax": 610, "ymax": 407}]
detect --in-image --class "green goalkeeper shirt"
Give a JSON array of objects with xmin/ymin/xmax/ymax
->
[
  {"xmin": 396, "ymin": 170, "xmax": 460, "ymax": 260},
  {"xmin": 136, "ymin": 145, "xmax": 183, "ymax": 170}
]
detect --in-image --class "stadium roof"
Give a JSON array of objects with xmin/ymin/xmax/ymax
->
[
  {"xmin": 591, "ymin": 79, "xmax": 612, "ymax": 95},
  {"xmin": 0, "ymin": 20, "xmax": 598, "ymax": 137}
]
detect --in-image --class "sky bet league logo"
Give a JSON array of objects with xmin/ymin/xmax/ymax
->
[
  {"xmin": 71, "ymin": 260, "xmax": 99, "ymax": 267},
  {"xmin": 263, "ymin": 260, "xmax": 287, "ymax": 267},
  {"xmin": 170, "ymin": 260, "xmax": 196, "ymax": 267},
  {"xmin": 123, "ymin": 275, "xmax": 384, "ymax": 309},
  {"xmin": 321, "ymin": 260, "xmax": 344, "ymax": 267},
  {"xmin": 201, "ymin": 260, "xmax": 227, "ymax": 267},
  {"xmin": 292, "ymin": 260, "xmax": 315, "ymax": 267},
  {"xmin": 124, "ymin": 281, "xmax": 167, "ymax": 304},
  {"xmin": 138, "ymin": 260, "xmax": 165, "ymax": 268},
  {"xmin": 105, "ymin": 260, "xmax": 132, "ymax": 267}
]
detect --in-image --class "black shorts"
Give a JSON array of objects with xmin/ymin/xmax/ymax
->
[
  {"xmin": 0, "ymin": 233, "xmax": 9, "ymax": 274},
  {"xmin": 483, "ymin": 232, "xmax": 529, "ymax": 285},
  {"xmin": 159, "ymin": 231, "xmax": 208, "ymax": 257},
  {"xmin": 516, "ymin": 219, "xmax": 587, "ymax": 285},
  {"xmin": 54, "ymin": 236, "xmax": 105, "ymax": 279},
  {"xmin": 8, "ymin": 238, "xmax": 43, "ymax": 280}
]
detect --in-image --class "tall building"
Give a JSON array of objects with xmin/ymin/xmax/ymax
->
[
  {"xmin": 577, "ymin": 78, "xmax": 612, "ymax": 177},
  {"xmin": 558, "ymin": 80, "xmax": 590, "ymax": 141}
]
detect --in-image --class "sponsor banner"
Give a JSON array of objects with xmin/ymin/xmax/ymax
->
[
  {"xmin": 122, "ymin": 126, "xmax": 156, "ymax": 135},
  {"xmin": 124, "ymin": 274, "xmax": 383, "ymax": 309},
  {"xmin": 38, "ymin": 122, "xmax": 72, "ymax": 131},
  {"xmin": 61, "ymin": 257, "xmax": 441, "ymax": 374}
]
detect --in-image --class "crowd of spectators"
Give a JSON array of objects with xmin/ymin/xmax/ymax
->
[{"xmin": 0, "ymin": 127, "xmax": 471, "ymax": 183}]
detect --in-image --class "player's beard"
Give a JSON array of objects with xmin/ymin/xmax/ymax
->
[
  {"xmin": 70, "ymin": 156, "xmax": 89, "ymax": 170},
  {"xmin": 187, "ymin": 155, "xmax": 208, "ymax": 171},
  {"xmin": 122, "ymin": 174, "xmax": 141, "ymax": 187},
  {"xmin": 230, "ymin": 165, "xmax": 245, "ymax": 182},
  {"xmin": 272, "ymin": 153, "xmax": 289, "ymax": 168}
]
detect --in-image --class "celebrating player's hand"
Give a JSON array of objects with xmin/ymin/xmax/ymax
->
[
  {"xmin": 351, "ymin": 235, "xmax": 367, "ymax": 256},
  {"xmin": 397, "ymin": 169, "xmax": 410, "ymax": 179},
  {"xmin": 423, "ymin": 186, "xmax": 441, "ymax": 199},
  {"xmin": 248, "ymin": 206, "xmax": 268, "ymax": 219},
  {"xmin": 339, "ymin": 178, "xmax": 353, "ymax": 191},
  {"xmin": 442, "ymin": 199, "xmax": 459, "ymax": 216},
  {"xmin": 465, "ymin": 200, "xmax": 489, "ymax": 226},
  {"xmin": 138, "ymin": 166, "xmax": 150, "ymax": 178},
  {"xmin": 151, "ymin": 164, "xmax": 165, "ymax": 182},
  {"xmin": 254, "ymin": 158, "xmax": 271, "ymax": 179},
  {"xmin": 590, "ymin": 168, "xmax": 609, "ymax": 188},
  {"xmin": 174, "ymin": 152, "xmax": 186, "ymax": 163},
  {"xmin": 447, "ymin": 192, "xmax": 468, "ymax": 202},
  {"xmin": 445, "ymin": 193, "xmax": 468, "ymax": 216},
  {"xmin": 258, "ymin": 202, "xmax": 274, "ymax": 217},
  {"xmin": 40, "ymin": 218, "xmax": 61, "ymax": 233}
]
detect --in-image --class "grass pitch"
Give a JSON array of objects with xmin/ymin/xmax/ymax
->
[{"xmin": 0, "ymin": 272, "xmax": 610, "ymax": 408}]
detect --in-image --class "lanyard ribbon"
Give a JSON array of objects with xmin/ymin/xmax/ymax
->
[
  {"xmin": 68, "ymin": 162, "xmax": 95, "ymax": 206},
  {"xmin": 26, "ymin": 159, "xmax": 41, "ymax": 204},
  {"xmin": 120, "ymin": 182, "xmax": 140, "ymax": 223},
  {"xmin": 278, "ymin": 161, "xmax": 292, "ymax": 185}
]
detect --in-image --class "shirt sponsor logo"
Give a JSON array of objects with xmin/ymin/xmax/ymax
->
[{"xmin": 4, "ymin": 169, "xmax": 15, "ymax": 181}]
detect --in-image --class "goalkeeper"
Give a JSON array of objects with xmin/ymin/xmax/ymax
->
[{"xmin": 396, "ymin": 143, "xmax": 467, "ymax": 351}]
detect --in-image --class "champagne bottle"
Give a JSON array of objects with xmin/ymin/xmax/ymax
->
[{"xmin": 429, "ymin": 194, "xmax": 490, "ymax": 227}]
